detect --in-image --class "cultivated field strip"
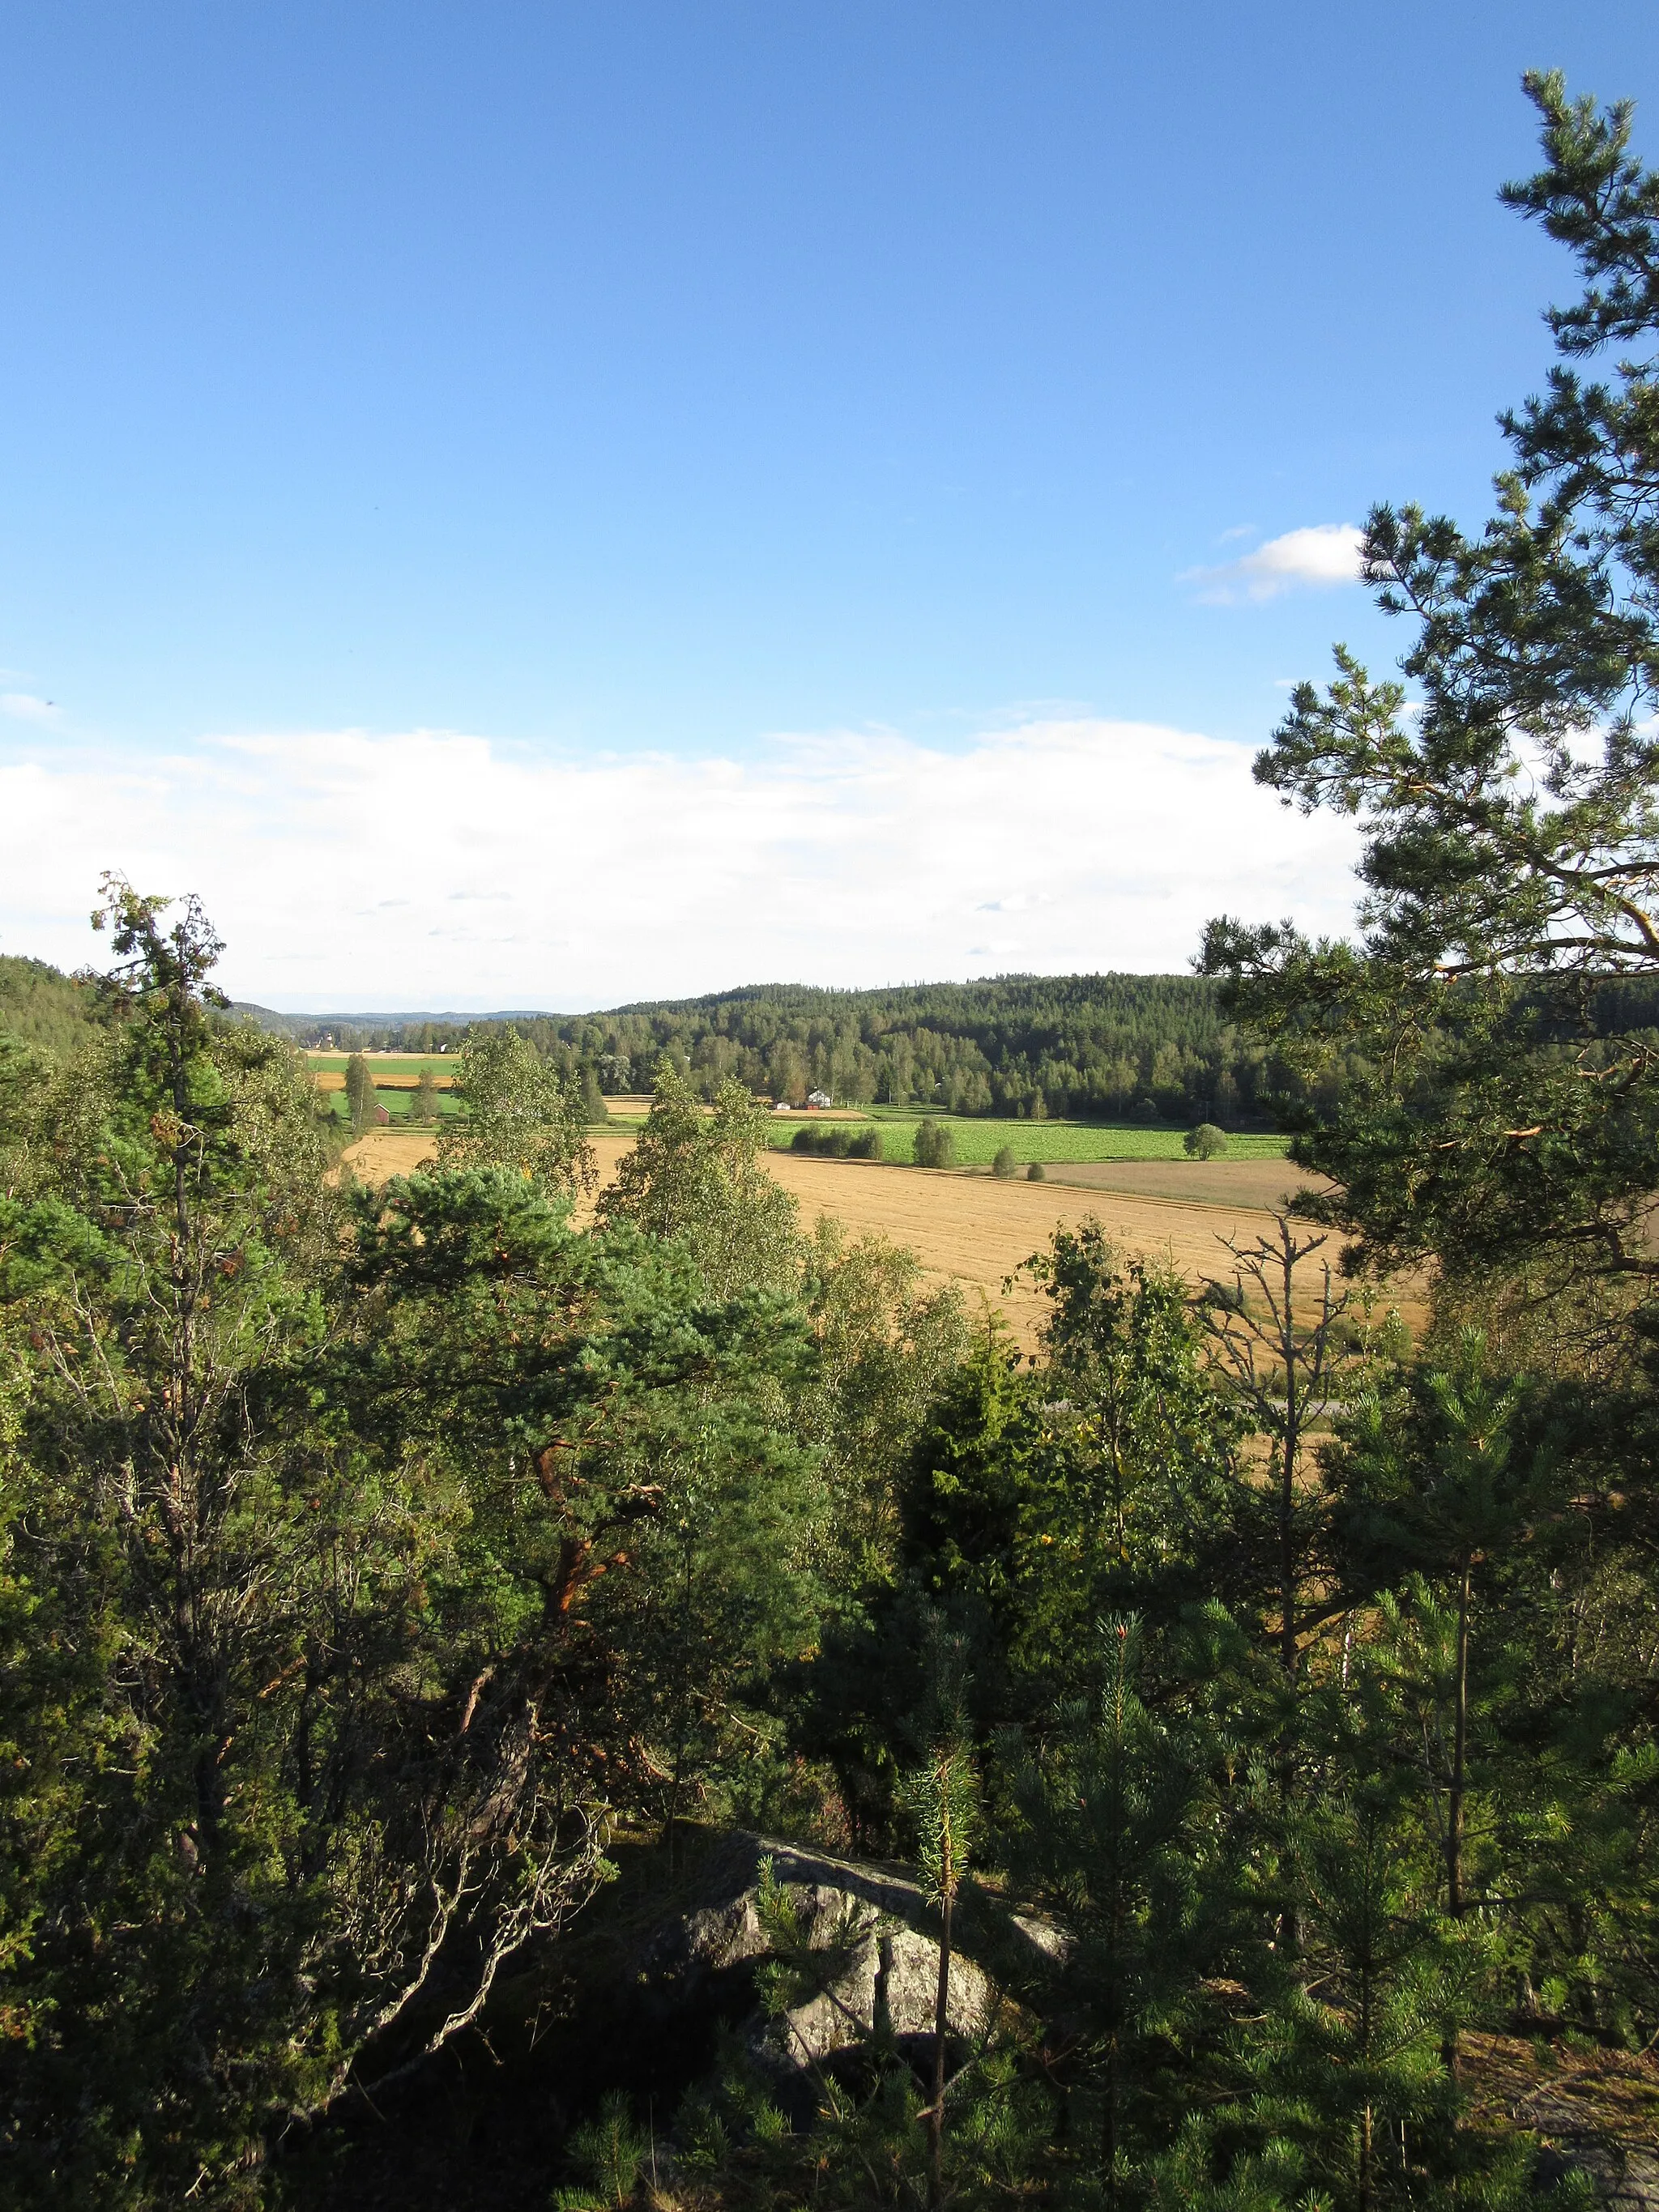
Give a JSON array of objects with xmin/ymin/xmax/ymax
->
[{"xmin": 340, "ymin": 1126, "xmax": 1415, "ymax": 1345}]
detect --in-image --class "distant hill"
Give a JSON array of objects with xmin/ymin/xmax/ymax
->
[
  {"xmin": 0, "ymin": 955, "xmax": 103, "ymax": 1060},
  {"xmin": 233, "ymin": 1004, "xmax": 557, "ymax": 1036},
  {"xmin": 256, "ymin": 974, "xmax": 1284, "ymax": 1127},
  {"xmin": 53, "ymin": 969, "xmax": 1659, "ymax": 1132}
]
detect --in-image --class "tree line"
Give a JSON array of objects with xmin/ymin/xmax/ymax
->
[{"xmin": 243, "ymin": 974, "xmax": 1333, "ymax": 1127}]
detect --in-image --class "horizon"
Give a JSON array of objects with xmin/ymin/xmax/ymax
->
[
  {"xmin": 2, "ymin": 6, "xmax": 1655, "ymax": 1003},
  {"xmin": 227, "ymin": 965, "xmax": 1218, "ymax": 1022}
]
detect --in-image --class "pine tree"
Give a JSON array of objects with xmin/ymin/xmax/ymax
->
[
  {"xmin": 1009, "ymin": 1617, "xmax": 1222, "ymax": 2203},
  {"xmin": 901, "ymin": 1643, "xmax": 979, "ymax": 2212},
  {"xmin": 1202, "ymin": 76, "xmax": 1659, "ymax": 1319}
]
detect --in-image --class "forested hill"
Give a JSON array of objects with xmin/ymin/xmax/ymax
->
[
  {"xmin": 198, "ymin": 965, "xmax": 1659, "ymax": 1127},
  {"xmin": 251, "ymin": 973, "xmax": 1294, "ymax": 1127},
  {"xmin": 0, "ymin": 954, "xmax": 102, "ymax": 1060},
  {"xmin": 580, "ymin": 974, "xmax": 1267, "ymax": 1123}
]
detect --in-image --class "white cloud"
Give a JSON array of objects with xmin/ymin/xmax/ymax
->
[
  {"xmin": 1, "ymin": 693, "xmax": 61, "ymax": 724},
  {"xmin": 1186, "ymin": 522, "xmax": 1365, "ymax": 603},
  {"xmin": 0, "ymin": 719, "xmax": 1362, "ymax": 1008}
]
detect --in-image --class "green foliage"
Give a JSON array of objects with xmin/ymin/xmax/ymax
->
[
  {"xmin": 599, "ymin": 1059, "xmax": 802, "ymax": 1298},
  {"xmin": 1202, "ymin": 76, "xmax": 1659, "ymax": 1316},
  {"xmin": 437, "ymin": 1024, "xmax": 594, "ymax": 1193},
  {"xmin": 0, "ymin": 885, "xmax": 844, "ymax": 2205},
  {"xmin": 1186, "ymin": 1120, "xmax": 1228, "ymax": 1159},
  {"xmin": 789, "ymin": 1121, "xmax": 884, "ymax": 1159},
  {"xmin": 575, "ymin": 1062, "xmax": 611, "ymax": 1125},
  {"xmin": 902, "ymin": 1326, "xmax": 1033, "ymax": 1639},
  {"xmin": 410, "ymin": 1063, "xmax": 439, "ymax": 1122},
  {"xmin": 1021, "ymin": 1225, "xmax": 1243, "ymax": 1628},
  {"xmin": 0, "ymin": 954, "xmax": 100, "ymax": 1062},
  {"xmin": 1026, "ymin": 1159, "xmax": 1044, "ymax": 1181},
  {"xmin": 774, "ymin": 1112, "xmax": 1290, "ymax": 1166},
  {"xmin": 911, "ymin": 1117, "xmax": 956, "ymax": 1170},
  {"xmin": 1007, "ymin": 1617, "xmax": 1226, "ymax": 2193},
  {"xmin": 992, "ymin": 1144, "xmax": 1017, "ymax": 1178},
  {"xmin": 343, "ymin": 1046, "xmax": 376, "ymax": 1130},
  {"xmin": 796, "ymin": 1221, "xmax": 968, "ymax": 1587},
  {"xmin": 555, "ymin": 2092, "xmax": 648, "ymax": 2210},
  {"xmin": 345, "ymin": 1161, "xmax": 826, "ymax": 1848},
  {"xmin": 265, "ymin": 971, "xmax": 1312, "ymax": 1128}
]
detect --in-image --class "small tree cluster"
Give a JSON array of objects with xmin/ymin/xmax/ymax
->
[
  {"xmin": 790, "ymin": 1123, "xmax": 883, "ymax": 1159},
  {"xmin": 911, "ymin": 1117, "xmax": 956, "ymax": 1170}
]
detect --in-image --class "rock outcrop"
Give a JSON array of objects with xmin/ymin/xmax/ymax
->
[{"xmin": 637, "ymin": 1830, "xmax": 1062, "ymax": 2081}]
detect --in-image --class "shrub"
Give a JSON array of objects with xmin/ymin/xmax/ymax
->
[
  {"xmin": 578, "ymin": 1066, "xmax": 611, "ymax": 1125},
  {"xmin": 791, "ymin": 1123, "xmax": 874, "ymax": 1158},
  {"xmin": 912, "ymin": 1118, "xmax": 956, "ymax": 1170},
  {"xmin": 1026, "ymin": 1161, "xmax": 1046, "ymax": 1181},
  {"xmin": 992, "ymin": 1144, "xmax": 1017, "ymax": 1178},
  {"xmin": 1184, "ymin": 1123, "xmax": 1229, "ymax": 1160}
]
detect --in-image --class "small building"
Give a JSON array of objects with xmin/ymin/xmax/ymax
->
[{"xmin": 806, "ymin": 1090, "xmax": 833, "ymax": 1110}]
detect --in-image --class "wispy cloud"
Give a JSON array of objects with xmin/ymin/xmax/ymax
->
[
  {"xmin": 1185, "ymin": 522, "xmax": 1364, "ymax": 603},
  {"xmin": 0, "ymin": 719, "xmax": 1362, "ymax": 1008}
]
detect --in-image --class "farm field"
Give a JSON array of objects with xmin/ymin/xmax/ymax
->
[
  {"xmin": 1042, "ymin": 1157, "xmax": 1333, "ymax": 1209},
  {"xmin": 767, "ymin": 1114, "xmax": 1290, "ymax": 1166},
  {"xmin": 305, "ymin": 1051, "xmax": 458, "ymax": 1123},
  {"xmin": 306, "ymin": 1053, "xmax": 456, "ymax": 1087},
  {"xmin": 309, "ymin": 1067, "xmax": 1285, "ymax": 1166},
  {"xmin": 320, "ymin": 1090, "xmax": 458, "ymax": 1123},
  {"xmin": 338, "ymin": 1127, "xmax": 445, "ymax": 1178},
  {"xmin": 339, "ymin": 1126, "xmax": 1411, "ymax": 1344},
  {"xmin": 750, "ymin": 1147, "xmax": 1413, "ymax": 1342}
]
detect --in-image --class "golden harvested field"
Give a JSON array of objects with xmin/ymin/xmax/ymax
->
[
  {"xmin": 1041, "ymin": 1157, "xmax": 1334, "ymax": 1209},
  {"xmin": 340, "ymin": 1127, "xmax": 1418, "ymax": 1342},
  {"xmin": 757, "ymin": 1150, "xmax": 1403, "ymax": 1342},
  {"xmin": 337, "ymin": 1127, "xmax": 446, "ymax": 1179}
]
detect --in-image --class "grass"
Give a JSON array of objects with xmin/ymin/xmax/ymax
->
[
  {"xmin": 322, "ymin": 1090, "xmax": 458, "ymax": 1124},
  {"xmin": 766, "ymin": 1115, "xmax": 1290, "ymax": 1166},
  {"xmin": 305, "ymin": 1053, "xmax": 455, "ymax": 1081},
  {"xmin": 301, "ymin": 1053, "xmax": 1290, "ymax": 1165}
]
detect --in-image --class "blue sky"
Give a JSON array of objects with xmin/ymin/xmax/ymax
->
[{"xmin": 2, "ymin": 3, "xmax": 1655, "ymax": 1008}]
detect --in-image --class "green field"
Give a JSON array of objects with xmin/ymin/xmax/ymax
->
[
  {"xmin": 766, "ymin": 1115, "xmax": 1289, "ymax": 1166},
  {"xmin": 305, "ymin": 1051, "xmax": 457, "ymax": 1123},
  {"xmin": 298, "ymin": 1055, "xmax": 1289, "ymax": 1161},
  {"xmin": 320, "ymin": 1089, "xmax": 460, "ymax": 1123},
  {"xmin": 305, "ymin": 1053, "xmax": 455, "ymax": 1078}
]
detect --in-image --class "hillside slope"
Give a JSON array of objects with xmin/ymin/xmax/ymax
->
[{"xmin": 0, "ymin": 955, "xmax": 101, "ymax": 1059}]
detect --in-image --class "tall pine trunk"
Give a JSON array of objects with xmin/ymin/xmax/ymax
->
[
  {"xmin": 928, "ymin": 1884, "xmax": 952, "ymax": 2211},
  {"xmin": 1442, "ymin": 1554, "xmax": 1473, "ymax": 2081}
]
